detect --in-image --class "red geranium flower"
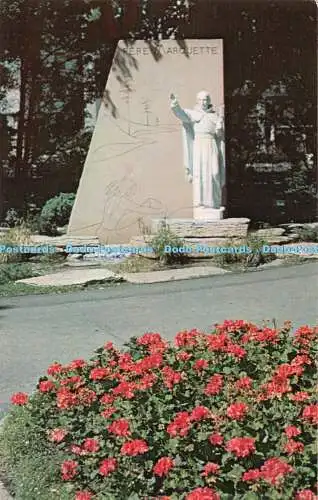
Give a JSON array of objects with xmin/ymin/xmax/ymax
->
[
  {"xmin": 101, "ymin": 407, "xmax": 117, "ymax": 419},
  {"xmin": 193, "ymin": 359, "xmax": 208, "ymax": 371},
  {"xmin": 47, "ymin": 362, "xmax": 63, "ymax": 376},
  {"xmin": 68, "ymin": 359, "xmax": 86, "ymax": 370},
  {"xmin": 227, "ymin": 402, "xmax": 249, "ymax": 420},
  {"xmin": 112, "ymin": 381, "xmax": 137, "ymax": 399},
  {"xmin": 290, "ymin": 392, "xmax": 310, "ymax": 402},
  {"xmin": 167, "ymin": 411, "xmax": 191, "ymax": 437},
  {"xmin": 190, "ymin": 405, "xmax": 211, "ymax": 421},
  {"xmin": 302, "ymin": 404, "xmax": 318, "ymax": 424},
  {"xmin": 186, "ymin": 487, "xmax": 220, "ymax": 500},
  {"xmin": 235, "ymin": 377, "xmax": 252, "ymax": 390},
  {"xmin": 284, "ymin": 426, "xmax": 301, "ymax": 438},
  {"xmin": 90, "ymin": 367, "xmax": 111, "ymax": 380},
  {"xmin": 107, "ymin": 418, "xmax": 131, "ymax": 437},
  {"xmin": 284, "ymin": 439, "xmax": 304, "ymax": 455},
  {"xmin": 120, "ymin": 439, "xmax": 149, "ymax": 456},
  {"xmin": 10, "ymin": 392, "xmax": 28, "ymax": 406},
  {"xmin": 48, "ymin": 428, "xmax": 68, "ymax": 443},
  {"xmin": 202, "ymin": 462, "xmax": 220, "ymax": 476},
  {"xmin": 100, "ymin": 393, "xmax": 115, "ymax": 405},
  {"xmin": 175, "ymin": 329, "xmax": 201, "ymax": 347},
  {"xmin": 56, "ymin": 387, "xmax": 78, "ymax": 409},
  {"xmin": 209, "ymin": 433, "xmax": 224, "ymax": 446},
  {"xmin": 39, "ymin": 380, "xmax": 55, "ymax": 393},
  {"xmin": 77, "ymin": 387, "xmax": 97, "ymax": 406},
  {"xmin": 161, "ymin": 366, "xmax": 183, "ymax": 389},
  {"xmin": 204, "ymin": 374, "xmax": 223, "ymax": 396},
  {"xmin": 295, "ymin": 490, "xmax": 318, "ymax": 500},
  {"xmin": 75, "ymin": 491, "xmax": 94, "ymax": 500},
  {"xmin": 176, "ymin": 351, "xmax": 192, "ymax": 362},
  {"xmin": 99, "ymin": 457, "xmax": 117, "ymax": 476},
  {"xmin": 226, "ymin": 437, "xmax": 256, "ymax": 458},
  {"xmin": 153, "ymin": 457, "xmax": 174, "ymax": 477},
  {"xmin": 83, "ymin": 438, "xmax": 100, "ymax": 453},
  {"xmin": 61, "ymin": 460, "xmax": 78, "ymax": 481},
  {"xmin": 260, "ymin": 457, "xmax": 293, "ymax": 485},
  {"xmin": 242, "ymin": 468, "xmax": 261, "ymax": 482},
  {"xmin": 138, "ymin": 373, "xmax": 157, "ymax": 390}
]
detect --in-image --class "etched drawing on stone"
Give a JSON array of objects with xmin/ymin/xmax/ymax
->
[
  {"xmin": 170, "ymin": 91, "xmax": 225, "ymax": 220},
  {"xmin": 68, "ymin": 39, "xmax": 225, "ymax": 243}
]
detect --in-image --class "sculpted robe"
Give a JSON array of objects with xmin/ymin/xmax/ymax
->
[{"xmin": 171, "ymin": 100, "xmax": 225, "ymax": 209}]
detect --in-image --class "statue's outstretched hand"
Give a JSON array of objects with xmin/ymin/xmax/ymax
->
[{"xmin": 170, "ymin": 93, "xmax": 178, "ymax": 106}]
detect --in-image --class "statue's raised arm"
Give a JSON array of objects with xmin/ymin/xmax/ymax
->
[{"xmin": 169, "ymin": 92, "xmax": 192, "ymax": 123}]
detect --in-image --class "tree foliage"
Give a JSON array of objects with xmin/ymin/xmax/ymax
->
[{"xmin": 0, "ymin": 0, "xmax": 316, "ymax": 222}]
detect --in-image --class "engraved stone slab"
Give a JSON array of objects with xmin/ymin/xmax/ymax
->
[
  {"xmin": 152, "ymin": 218, "xmax": 250, "ymax": 238},
  {"xmin": 68, "ymin": 39, "xmax": 225, "ymax": 244}
]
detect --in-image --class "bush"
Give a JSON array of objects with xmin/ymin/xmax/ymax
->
[
  {"xmin": 40, "ymin": 193, "xmax": 75, "ymax": 236},
  {"xmin": 1, "ymin": 320, "xmax": 317, "ymax": 500},
  {"xmin": 147, "ymin": 220, "xmax": 190, "ymax": 266},
  {"xmin": 0, "ymin": 262, "xmax": 37, "ymax": 285},
  {"xmin": 296, "ymin": 227, "xmax": 318, "ymax": 243},
  {"xmin": 213, "ymin": 235, "xmax": 276, "ymax": 268},
  {"xmin": 0, "ymin": 223, "xmax": 32, "ymax": 263}
]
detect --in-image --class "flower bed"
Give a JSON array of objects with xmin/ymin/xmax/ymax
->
[{"xmin": 1, "ymin": 320, "xmax": 318, "ymax": 500}]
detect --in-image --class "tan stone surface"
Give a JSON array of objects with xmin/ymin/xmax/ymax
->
[
  {"xmin": 152, "ymin": 218, "xmax": 250, "ymax": 237},
  {"xmin": 0, "ymin": 482, "xmax": 12, "ymax": 500},
  {"xmin": 123, "ymin": 266, "xmax": 229, "ymax": 284},
  {"xmin": 68, "ymin": 39, "xmax": 225, "ymax": 244},
  {"xmin": 16, "ymin": 268, "xmax": 122, "ymax": 287}
]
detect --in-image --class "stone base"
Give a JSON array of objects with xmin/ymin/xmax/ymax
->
[
  {"xmin": 152, "ymin": 217, "xmax": 250, "ymax": 238},
  {"xmin": 193, "ymin": 206, "xmax": 225, "ymax": 221}
]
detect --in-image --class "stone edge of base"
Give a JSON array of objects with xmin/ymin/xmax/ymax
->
[{"xmin": 0, "ymin": 481, "xmax": 13, "ymax": 500}]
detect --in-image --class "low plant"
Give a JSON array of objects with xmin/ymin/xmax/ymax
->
[
  {"xmin": 146, "ymin": 220, "xmax": 190, "ymax": 266},
  {"xmin": 1, "ymin": 320, "xmax": 317, "ymax": 500},
  {"xmin": 296, "ymin": 227, "xmax": 318, "ymax": 243},
  {"xmin": 0, "ymin": 262, "xmax": 37, "ymax": 285},
  {"xmin": 39, "ymin": 193, "xmax": 75, "ymax": 236},
  {"xmin": 0, "ymin": 223, "xmax": 32, "ymax": 263},
  {"xmin": 212, "ymin": 235, "xmax": 276, "ymax": 268}
]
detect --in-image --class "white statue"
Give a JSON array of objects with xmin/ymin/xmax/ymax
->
[{"xmin": 170, "ymin": 90, "xmax": 225, "ymax": 215}]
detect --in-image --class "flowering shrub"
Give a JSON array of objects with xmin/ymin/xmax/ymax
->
[{"xmin": 4, "ymin": 321, "xmax": 318, "ymax": 499}]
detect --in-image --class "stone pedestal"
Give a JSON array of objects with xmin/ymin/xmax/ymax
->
[
  {"xmin": 152, "ymin": 217, "xmax": 250, "ymax": 238},
  {"xmin": 193, "ymin": 206, "xmax": 225, "ymax": 221}
]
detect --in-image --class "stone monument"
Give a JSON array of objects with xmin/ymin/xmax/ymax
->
[{"xmin": 68, "ymin": 39, "xmax": 226, "ymax": 244}]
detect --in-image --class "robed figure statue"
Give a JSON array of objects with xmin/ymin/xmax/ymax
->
[{"xmin": 170, "ymin": 90, "xmax": 225, "ymax": 211}]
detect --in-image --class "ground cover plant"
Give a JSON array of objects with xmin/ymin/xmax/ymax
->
[{"xmin": 1, "ymin": 320, "xmax": 317, "ymax": 500}]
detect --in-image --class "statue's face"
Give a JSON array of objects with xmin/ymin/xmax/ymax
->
[{"xmin": 197, "ymin": 92, "xmax": 211, "ymax": 111}]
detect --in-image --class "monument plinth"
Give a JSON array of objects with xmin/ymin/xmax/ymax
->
[
  {"xmin": 68, "ymin": 39, "xmax": 226, "ymax": 244},
  {"xmin": 151, "ymin": 218, "xmax": 250, "ymax": 238}
]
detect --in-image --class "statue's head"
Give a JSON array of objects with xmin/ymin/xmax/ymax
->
[{"xmin": 196, "ymin": 90, "xmax": 212, "ymax": 112}]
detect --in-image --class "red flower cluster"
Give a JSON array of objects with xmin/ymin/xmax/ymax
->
[
  {"xmin": 38, "ymin": 380, "xmax": 55, "ymax": 393},
  {"xmin": 235, "ymin": 376, "xmax": 253, "ymax": 390},
  {"xmin": 107, "ymin": 418, "xmax": 131, "ymax": 437},
  {"xmin": 204, "ymin": 374, "xmax": 223, "ymax": 396},
  {"xmin": 302, "ymin": 404, "xmax": 318, "ymax": 425},
  {"xmin": 190, "ymin": 405, "xmax": 211, "ymax": 422},
  {"xmin": 75, "ymin": 491, "xmax": 93, "ymax": 500},
  {"xmin": 186, "ymin": 487, "xmax": 220, "ymax": 500},
  {"xmin": 243, "ymin": 457, "xmax": 294, "ymax": 486},
  {"xmin": 227, "ymin": 402, "xmax": 249, "ymax": 420},
  {"xmin": 209, "ymin": 433, "xmax": 224, "ymax": 446},
  {"xmin": 153, "ymin": 457, "xmax": 174, "ymax": 477},
  {"xmin": 10, "ymin": 392, "xmax": 28, "ymax": 406},
  {"xmin": 167, "ymin": 411, "xmax": 191, "ymax": 437},
  {"xmin": 202, "ymin": 462, "xmax": 220, "ymax": 476},
  {"xmin": 61, "ymin": 459, "xmax": 78, "ymax": 480},
  {"xmin": 175, "ymin": 329, "xmax": 202, "ymax": 347},
  {"xmin": 90, "ymin": 367, "xmax": 111, "ymax": 380},
  {"xmin": 48, "ymin": 428, "xmax": 68, "ymax": 443},
  {"xmin": 120, "ymin": 439, "xmax": 149, "ymax": 456},
  {"xmin": 99, "ymin": 457, "xmax": 117, "ymax": 476},
  {"xmin": 226, "ymin": 437, "xmax": 256, "ymax": 457},
  {"xmin": 193, "ymin": 359, "xmax": 208, "ymax": 371},
  {"xmin": 161, "ymin": 366, "xmax": 183, "ymax": 389}
]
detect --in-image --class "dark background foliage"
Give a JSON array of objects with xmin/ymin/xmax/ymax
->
[{"xmin": 0, "ymin": 0, "xmax": 316, "ymax": 224}]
